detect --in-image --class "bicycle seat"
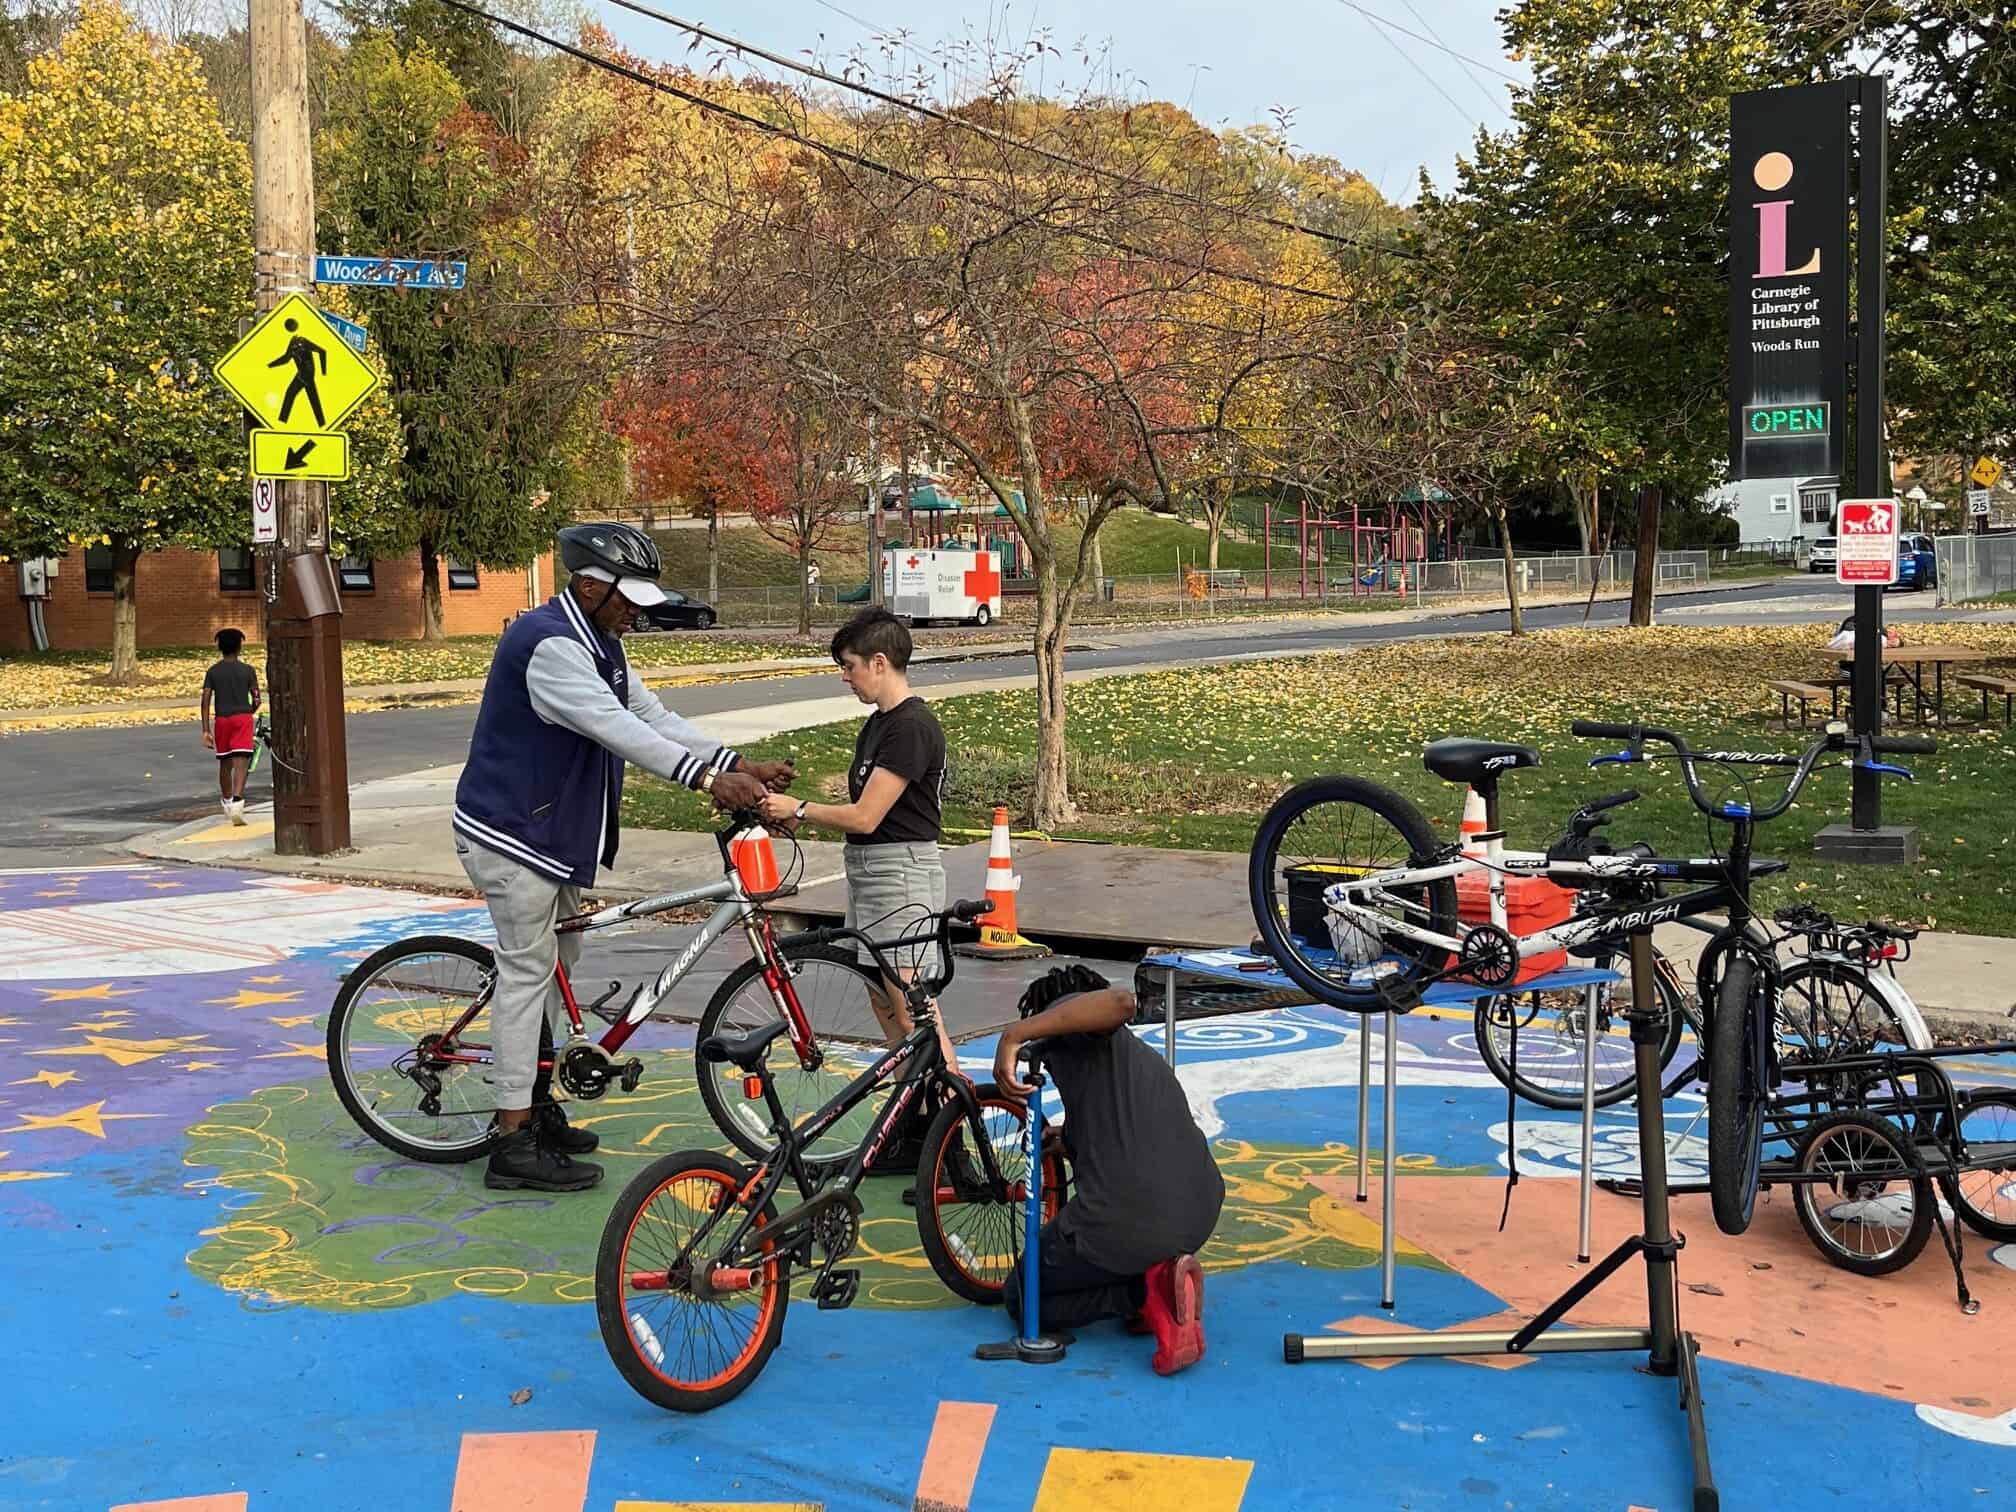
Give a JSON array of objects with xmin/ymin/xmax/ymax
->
[
  {"xmin": 1423, "ymin": 738, "xmax": 1542, "ymax": 787},
  {"xmin": 699, "ymin": 1018, "xmax": 791, "ymax": 1071}
]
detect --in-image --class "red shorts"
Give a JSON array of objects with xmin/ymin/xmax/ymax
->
[{"xmin": 213, "ymin": 713, "xmax": 256, "ymax": 758}]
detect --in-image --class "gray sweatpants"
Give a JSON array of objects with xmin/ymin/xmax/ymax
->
[{"xmin": 457, "ymin": 836, "xmax": 581, "ymax": 1109}]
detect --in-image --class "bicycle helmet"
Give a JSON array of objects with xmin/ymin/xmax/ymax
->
[{"xmin": 558, "ymin": 522, "xmax": 666, "ymax": 605}]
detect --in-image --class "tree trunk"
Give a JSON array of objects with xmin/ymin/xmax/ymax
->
[
  {"xmin": 1029, "ymin": 549, "xmax": 1077, "ymax": 829},
  {"xmin": 706, "ymin": 500, "xmax": 720, "ymax": 605},
  {"xmin": 1497, "ymin": 509, "xmax": 1524, "ymax": 637},
  {"xmin": 419, "ymin": 537, "xmax": 445, "ymax": 641},
  {"xmin": 106, "ymin": 539, "xmax": 142, "ymax": 683},
  {"xmin": 1086, "ymin": 501, "xmax": 1104, "ymax": 593},
  {"xmin": 1567, "ymin": 476, "xmax": 1593, "ymax": 556},
  {"xmin": 1630, "ymin": 482, "xmax": 1661, "ymax": 627},
  {"xmin": 797, "ymin": 531, "xmax": 813, "ymax": 638},
  {"xmin": 870, "ymin": 454, "xmax": 890, "ymax": 607},
  {"xmin": 1206, "ymin": 507, "xmax": 1222, "ymax": 572}
]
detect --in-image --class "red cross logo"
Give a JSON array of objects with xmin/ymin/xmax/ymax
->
[
  {"xmin": 905, "ymin": 555, "xmax": 921, "ymax": 569},
  {"xmin": 962, "ymin": 551, "xmax": 1000, "ymax": 603}
]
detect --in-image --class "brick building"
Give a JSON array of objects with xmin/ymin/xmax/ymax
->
[{"xmin": 5, "ymin": 544, "xmax": 553, "ymax": 653}]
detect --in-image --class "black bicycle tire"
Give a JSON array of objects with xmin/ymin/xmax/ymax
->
[
  {"xmin": 915, "ymin": 1086, "xmax": 1044, "ymax": 1304},
  {"xmin": 595, "ymin": 1150, "xmax": 787, "ymax": 1412},
  {"xmin": 326, "ymin": 934, "xmax": 501, "ymax": 1164},
  {"xmin": 1790, "ymin": 1109, "xmax": 1933, "ymax": 1276},
  {"xmin": 1776, "ymin": 958, "xmax": 1912, "ymax": 1058},
  {"xmin": 1937, "ymin": 1089, "xmax": 2016, "ymax": 1242},
  {"xmin": 1707, "ymin": 954, "xmax": 1766, "ymax": 1235},
  {"xmin": 694, "ymin": 944, "xmax": 889, "ymax": 1161},
  {"xmin": 1248, "ymin": 775, "xmax": 1458, "ymax": 1012},
  {"xmin": 1474, "ymin": 949, "xmax": 1689, "ymax": 1111}
]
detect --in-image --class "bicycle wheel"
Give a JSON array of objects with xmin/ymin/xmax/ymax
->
[
  {"xmin": 695, "ymin": 944, "xmax": 890, "ymax": 1162},
  {"xmin": 1777, "ymin": 959, "xmax": 1912, "ymax": 1061},
  {"xmin": 327, "ymin": 935, "xmax": 504, "ymax": 1163},
  {"xmin": 1249, "ymin": 776, "xmax": 1458, "ymax": 1011},
  {"xmin": 596, "ymin": 1151, "xmax": 787, "ymax": 1413},
  {"xmin": 1474, "ymin": 950, "xmax": 1689, "ymax": 1110},
  {"xmin": 1937, "ymin": 1089, "xmax": 2016, "ymax": 1242},
  {"xmin": 1791, "ymin": 1110, "xmax": 1932, "ymax": 1276},
  {"xmin": 915, "ymin": 1086, "xmax": 1058, "ymax": 1304},
  {"xmin": 1707, "ymin": 953, "xmax": 1767, "ymax": 1235}
]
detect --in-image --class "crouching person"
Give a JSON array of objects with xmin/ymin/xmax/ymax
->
[{"xmin": 990, "ymin": 964, "xmax": 1225, "ymax": 1374}]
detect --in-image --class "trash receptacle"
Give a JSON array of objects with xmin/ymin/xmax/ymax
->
[{"xmin": 1101, "ymin": 578, "xmax": 1116, "ymax": 602}]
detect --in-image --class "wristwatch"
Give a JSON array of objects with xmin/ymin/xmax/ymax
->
[
  {"xmin": 699, "ymin": 770, "xmax": 716, "ymax": 794},
  {"xmin": 793, "ymin": 800, "xmax": 809, "ymax": 822}
]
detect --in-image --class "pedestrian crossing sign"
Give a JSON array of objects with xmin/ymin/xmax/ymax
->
[{"xmin": 214, "ymin": 293, "xmax": 380, "ymax": 435}]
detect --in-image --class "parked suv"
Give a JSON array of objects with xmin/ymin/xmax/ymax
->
[
  {"xmin": 1807, "ymin": 536, "xmax": 1837, "ymax": 573},
  {"xmin": 1895, "ymin": 533, "xmax": 1937, "ymax": 591}
]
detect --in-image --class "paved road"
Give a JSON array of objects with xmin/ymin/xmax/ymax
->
[{"xmin": 0, "ymin": 575, "xmax": 1872, "ymax": 854}]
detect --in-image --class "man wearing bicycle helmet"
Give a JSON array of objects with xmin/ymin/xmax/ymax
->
[
  {"xmin": 991, "ymin": 964, "xmax": 1223, "ymax": 1374},
  {"xmin": 454, "ymin": 522, "xmax": 796, "ymax": 1193}
]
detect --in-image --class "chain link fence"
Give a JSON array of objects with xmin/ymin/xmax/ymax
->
[
  {"xmin": 1935, "ymin": 534, "xmax": 2016, "ymax": 606},
  {"xmin": 704, "ymin": 550, "xmax": 1715, "ymax": 627}
]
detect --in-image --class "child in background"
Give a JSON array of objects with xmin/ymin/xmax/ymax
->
[{"xmin": 201, "ymin": 627, "xmax": 260, "ymax": 824}]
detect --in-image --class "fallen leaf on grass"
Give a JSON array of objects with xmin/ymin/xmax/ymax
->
[{"xmin": 509, "ymin": 1387, "xmax": 532, "ymax": 1406}]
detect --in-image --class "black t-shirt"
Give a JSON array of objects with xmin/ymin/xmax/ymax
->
[
  {"xmin": 1042, "ymin": 1026, "xmax": 1225, "ymax": 1274},
  {"xmin": 847, "ymin": 696, "xmax": 946, "ymax": 846},
  {"xmin": 203, "ymin": 658, "xmax": 259, "ymax": 717}
]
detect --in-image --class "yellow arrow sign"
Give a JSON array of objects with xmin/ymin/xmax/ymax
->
[
  {"xmin": 1972, "ymin": 455, "xmax": 2003, "ymax": 489},
  {"xmin": 214, "ymin": 293, "xmax": 379, "ymax": 434},
  {"xmin": 249, "ymin": 429, "xmax": 351, "ymax": 481}
]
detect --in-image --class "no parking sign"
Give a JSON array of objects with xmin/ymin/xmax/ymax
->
[{"xmin": 252, "ymin": 478, "xmax": 278, "ymax": 543}]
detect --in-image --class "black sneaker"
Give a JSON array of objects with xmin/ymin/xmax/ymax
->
[
  {"xmin": 534, "ymin": 1100, "xmax": 599, "ymax": 1155},
  {"xmin": 865, "ymin": 1130, "xmax": 929, "ymax": 1177},
  {"xmin": 485, "ymin": 1124, "xmax": 603, "ymax": 1192}
]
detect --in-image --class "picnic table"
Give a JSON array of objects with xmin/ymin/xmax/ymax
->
[{"xmin": 1875, "ymin": 645, "xmax": 1998, "ymax": 724}]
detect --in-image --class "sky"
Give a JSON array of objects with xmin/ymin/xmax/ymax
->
[{"xmin": 588, "ymin": 0, "xmax": 1530, "ymax": 205}]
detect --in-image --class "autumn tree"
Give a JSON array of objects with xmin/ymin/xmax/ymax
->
[{"xmin": 0, "ymin": 1, "xmax": 400, "ymax": 676}]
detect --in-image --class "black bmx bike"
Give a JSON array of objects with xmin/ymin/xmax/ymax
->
[{"xmin": 596, "ymin": 899, "xmax": 1063, "ymax": 1412}]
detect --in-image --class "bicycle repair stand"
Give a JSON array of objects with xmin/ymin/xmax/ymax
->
[
  {"xmin": 976, "ymin": 1063, "xmax": 1068, "ymax": 1365},
  {"xmin": 1283, "ymin": 931, "xmax": 1719, "ymax": 1512}
]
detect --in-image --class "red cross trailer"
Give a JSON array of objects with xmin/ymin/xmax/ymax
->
[{"xmin": 882, "ymin": 547, "xmax": 1003, "ymax": 627}]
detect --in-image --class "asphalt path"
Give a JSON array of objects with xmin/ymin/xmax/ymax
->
[{"xmin": 0, "ymin": 575, "xmax": 1863, "ymax": 855}]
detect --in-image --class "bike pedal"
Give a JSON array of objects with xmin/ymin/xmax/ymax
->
[
  {"xmin": 812, "ymin": 1268, "xmax": 860, "ymax": 1311},
  {"xmin": 618, "ymin": 1059, "xmax": 644, "ymax": 1093}
]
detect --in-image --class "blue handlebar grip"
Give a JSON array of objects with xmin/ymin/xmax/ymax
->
[
  {"xmin": 1589, "ymin": 751, "xmax": 1636, "ymax": 768},
  {"xmin": 1862, "ymin": 760, "xmax": 1915, "ymax": 780}
]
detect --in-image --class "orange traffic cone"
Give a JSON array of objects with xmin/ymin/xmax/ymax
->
[
  {"xmin": 1458, "ymin": 786, "xmax": 1488, "ymax": 857},
  {"xmin": 953, "ymin": 806, "xmax": 1052, "ymax": 960}
]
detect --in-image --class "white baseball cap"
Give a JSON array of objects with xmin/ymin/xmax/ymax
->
[{"xmin": 576, "ymin": 564, "xmax": 667, "ymax": 607}]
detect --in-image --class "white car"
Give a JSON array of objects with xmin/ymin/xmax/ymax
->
[{"xmin": 1807, "ymin": 536, "xmax": 1837, "ymax": 573}]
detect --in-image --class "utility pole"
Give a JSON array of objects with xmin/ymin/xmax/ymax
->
[{"xmin": 251, "ymin": 0, "xmax": 350, "ymax": 853}]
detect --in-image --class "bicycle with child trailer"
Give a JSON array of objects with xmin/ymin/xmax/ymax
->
[
  {"xmin": 597, "ymin": 898, "xmax": 1065, "ymax": 1411},
  {"xmin": 326, "ymin": 812, "xmax": 907, "ymax": 1167}
]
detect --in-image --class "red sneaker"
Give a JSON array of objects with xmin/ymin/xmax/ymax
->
[{"xmin": 1142, "ymin": 1254, "xmax": 1205, "ymax": 1375}]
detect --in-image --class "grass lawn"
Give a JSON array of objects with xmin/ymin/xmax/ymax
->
[
  {"xmin": 624, "ymin": 622, "xmax": 2016, "ymax": 937},
  {"xmin": 0, "ymin": 632, "xmax": 821, "ymax": 712}
]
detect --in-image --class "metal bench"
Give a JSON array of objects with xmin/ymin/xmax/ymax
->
[{"xmin": 1957, "ymin": 671, "xmax": 2016, "ymax": 725}]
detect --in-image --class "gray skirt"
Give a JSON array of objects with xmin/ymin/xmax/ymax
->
[{"xmin": 843, "ymin": 841, "xmax": 946, "ymax": 977}]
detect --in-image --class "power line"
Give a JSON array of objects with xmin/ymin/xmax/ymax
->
[
  {"xmin": 1329, "ymin": 1, "xmax": 1525, "ymax": 85},
  {"xmin": 1395, "ymin": 0, "xmax": 1508, "ymax": 117},
  {"xmin": 593, "ymin": 0, "xmax": 1417, "ymax": 261},
  {"xmin": 434, "ymin": 0, "xmax": 1367, "ymax": 303},
  {"xmin": 1359, "ymin": 14, "xmax": 1479, "ymax": 130}
]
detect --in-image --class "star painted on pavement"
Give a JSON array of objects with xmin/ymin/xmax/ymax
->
[
  {"xmin": 31, "ymin": 1033, "xmax": 223, "ymax": 1068},
  {"xmin": 9, "ymin": 1071, "xmax": 81, "ymax": 1090},
  {"xmin": 35, "ymin": 984, "xmax": 139, "ymax": 1003},
  {"xmin": 65, "ymin": 1018, "xmax": 135, "ymax": 1033},
  {"xmin": 255, "ymin": 1041, "xmax": 327, "ymax": 1062},
  {"xmin": 0, "ymin": 1017, "xmax": 23, "ymax": 1026},
  {"xmin": 266, "ymin": 1015, "xmax": 316, "ymax": 1029},
  {"xmin": 248, "ymin": 974, "xmax": 288, "ymax": 985},
  {"xmin": 0, "ymin": 1151, "xmax": 67, "ymax": 1185},
  {"xmin": 33, "ymin": 889, "xmax": 80, "ymax": 898},
  {"xmin": 206, "ymin": 988, "xmax": 303, "ymax": 1011},
  {"xmin": 143, "ymin": 881, "xmax": 184, "ymax": 891},
  {"xmin": 1, "ymin": 1101, "xmax": 158, "ymax": 1139},
  {"xmin": 178, "ymin": 1061, "xmax": 222, "ymax": 1072}
]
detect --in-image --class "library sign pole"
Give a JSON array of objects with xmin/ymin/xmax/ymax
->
[{"xmin": 1730, "ymin": 76, "xmax": 1914, "ymax": 862}]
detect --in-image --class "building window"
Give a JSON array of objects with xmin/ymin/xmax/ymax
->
[
  {"xmin": 1769, "ymin": 493, "xmax": 1791, "ymax": 514},
  {"xmin": 339, "ymin": 555, "xmax": 375, "ymax": 591},
  {"xmin": 1800, "ymin": 488, "xmax": 1835, "ymax": 526},
  {"xmin": 447, "ymin": 558, "xmax": 480, "ymax": 591},
  {"xmin": 83, "ymin": 544, "xmax": 114, "ymax": 593},
  {"xmin": 218, "ymin": 546, "xmax": 256, "ymax": 592}
]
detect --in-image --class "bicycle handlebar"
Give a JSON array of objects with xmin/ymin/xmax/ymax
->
[
  {"xmin": 1569, "ymin": 721, "xmax": 1935, "ymax": 824},
  {"xmin": 791, "ymin": 898, "xmax": 995, "ymax": 999}
]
